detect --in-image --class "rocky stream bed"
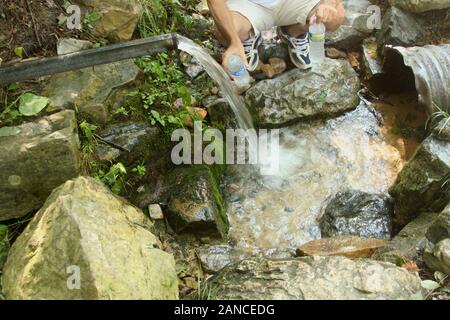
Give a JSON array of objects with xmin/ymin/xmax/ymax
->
[{"xmin": 0, "ymin": 0, "xmax": 449, "ymax": 300}]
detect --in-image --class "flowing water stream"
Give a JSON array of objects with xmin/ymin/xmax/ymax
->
[
  {"xmin": 177, "ymin": 36, "xmax": 254, "ymax": 130},
  {"xmin": 176, "ymin": 36, "xmax": 426, "ymax": 256}
]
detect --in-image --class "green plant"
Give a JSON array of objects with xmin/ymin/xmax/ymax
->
[
  {"xmin": 79, "ymin": 121, "xmax": 98, "ymax": 154},
  {"xmin": 96, "ymin": 162, "xmax": 127, "ymax": 194},
  {"xmin": 132, "ymin": 164, "xmax": 146, "ymax": 177},
  {"xmin": 421, "ymin": 271, "xmax": 450, "ymax": 300},
  {"xmin": 83, "ymin": 11, "xmax": 101, "ymax": 30},
  {"xmin": 197, "ymin": 276, "xmax": 220, "ymax": 300},
  {"xmin": 425, "ymin": 103, "xmax": 450, "ymax": 133},
  {"xmin": 0, "ymin": 91, "xmax": 49, "ymax": 125},
  {"xmin": 14, "ymin": 47, "xmax": 24, "ymax": 59},
  {"xmin": 137, "ymin": 0, "xmax": 195, "ymax": 38}
]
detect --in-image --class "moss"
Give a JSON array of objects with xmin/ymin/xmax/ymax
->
[
  {"xmin": 207, "ymin": 164, "xmax": 229, "ymax": 239},
  {"xmin": 0, "ymin": 224, "xmax": 8, "ymax": 270}
]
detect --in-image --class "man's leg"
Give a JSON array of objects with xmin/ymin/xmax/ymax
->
[
  {"xmin": 211, "ymin": 0, "xmax": 274, "ymax": 71},
  {"xmin": 276, "ymin": 0, "xmax": 345, "ymax": 69},
  {"xmin": 283, "ymin": 0, "xmax": 346, "ymax": 37},
  {"xmin": 215, "ymin": 11, "xmax": 254, "ymax": 46}
]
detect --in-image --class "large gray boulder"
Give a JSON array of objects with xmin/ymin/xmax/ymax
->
[
  {"xmin": 0, "ymin": 110, "xmax": 80, "ymax": 221},
  {"xmin": 43, "ymin": 60, "xmax": 140, "ymax": 124},
  {"xmin": 326, "ymin": 0, "xmax": 375, "ymax": 48},
  {"xmin": 372, "ymin": 212, "xmax": 440, "ymax": 265},
  {"xmin": 376, "ymin": 7, "xmax": 427, "ymax": 48},
  {"xmin": 320, "ymin": 191, "xmax": 393, "ymax": 239},
  {"xmin": 2, "ymin": 177, "xmax": 179, "ymax": 300},
  {"xmin": 390, "ymin": 136, "xmax": 450, "ymax": 226},
  {"xmin": 204, "ymin": 256, "xmax": 422, "ymax": 300},
  {"xmin": 389, "ymin": 0, "xmax": 450, "ymax": 13},
  {"xmin": 197, "ymin": 245, "xmax": 249, "ymax": 273},
  {"xmin": 245, "ymin": 58, "xmax": 360, "ymax": 126}
]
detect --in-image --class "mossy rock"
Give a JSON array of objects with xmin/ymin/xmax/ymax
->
[
  {"xmin": 0, "ymin": 225, "xmax": 8, "ymax": 270},
  {"xmin": 390, "ymin": 136, "xmax": 450, "ymax": 226},
  {"xmin": 163, "ymin": 164, "xmax": 228, "ymax": 238}
]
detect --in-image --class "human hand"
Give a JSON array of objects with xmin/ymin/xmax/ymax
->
[
  {"xmin": 222, "ymin": 42, "xmax": 248, "ymax": 78},
  {"xmin": 309, "ymin": 0, "xmax": 339, "ymax": 25}
]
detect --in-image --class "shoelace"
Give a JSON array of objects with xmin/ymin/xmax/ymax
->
[
  {"xmin": 243, "ymin": 37, "xmax": 257, "ymax": 59},
  {"xmin": 291, "ymin": 35, "xmax": 309, "ymax": 56}
]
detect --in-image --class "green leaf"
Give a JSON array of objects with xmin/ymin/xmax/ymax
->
[
  {"xmin": 18, "ymin": 93, "xmax": 49, "ymax": 116},
  {"xmin": 421, "ymin": 280, "xmax": 440, "ymax": 291},
  {"xmin": 7, "ymin": 82, "xmax": 18, "ymax": 91},
  {"xmin": 14, "ymin": 47, "xmax": 24, "ymax": 59},
  {"xmin": 434, "ymin": 271, "xmax": 446, "ymax": 283},
  {"xmin": 410, "ymin": 291, "xmax": 423, "ymax": 300},
  {"xmin": 57, "ymin": 13, "xmax": 68, "ymax": 26},
  {"xmin": 0, "ymin": 126, "xmax": 21, "ymax": 137},
  {"xmin": 440, "ymin": 286, "xmax": 450, "ymax": 294}
]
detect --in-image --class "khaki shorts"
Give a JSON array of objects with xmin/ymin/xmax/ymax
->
[{"xmin": 226, "ymin": 0, "xmax": 321, "ymax": 33}]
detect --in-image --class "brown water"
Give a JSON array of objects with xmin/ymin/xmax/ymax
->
[{"xmin": 225, "ymin": 94, "xmax": 425, "ymax": 255}]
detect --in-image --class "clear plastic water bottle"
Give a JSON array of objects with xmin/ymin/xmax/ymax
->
[
  {"xmin": 227, "ymin": 54, "xmax": 251, "ymax": 87},
  {"xmin": 309, "ymin": 16, "xmax": 326, "ymax": 64}
]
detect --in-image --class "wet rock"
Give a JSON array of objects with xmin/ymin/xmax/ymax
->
[
  {"xmin": 180, "ymin": 52, "xmax": 204, "ymax": 78},
  {"xmin": 1, "ymin": 177, "xmax": 179, "ymax": 299},
  {"xmin": 432, "ymin": 118, "xmax": 450, "ymax": 141},
  {"xmin": 320, "ymin": 191, "xmax": 393, "ymax": 240},
  {"xmin": 245, "ymin": 58, "xmax": 360, "ymax": 126},
  {"xmin": 205, "ymin": 256, "xmax": 422, "ymax": 300},
  {"xmin": 148, "ymin": 204, "xmax": 164, "ymax": 220},
  {"xmin": 197, "ymin": 245, "xmax": 249, "ymax": 273},
  {"xmin": 43, "ymin": 60, "xmax": 140, "ymax": 124},
  {"xmin": 258, "ymin": 41, "xmax": 289, "ymax": 64},
  {"xmin": 326, "ymin": 47, "xmax": 347, "ymax": 59},
  {"xmin": 376, "ymin": 7, "xmax": 426, "ymax": 49},
  {"xmin": 0, "ymin": 110, "xmax": 80, "ymax": 221},
  {"xmin": 256, "ymin": 58, "xmax": 287, "ymax": 79},
  {"xmin": 0, "ymin": 225, "xmax": 8, "ymax": 270},
  {"xmin": 372, "ymin": 212, "xmax": 440, "ymax": 265},
  {"xmin": 426, "ymin": 203, "xmax": 450, "ymax": 244},
  {"xmin": 184, "ymin": 107, "xmax": 208, "ymax": 128},
  {"xmin": 389, "ymin": 0, "xmax": 450, "ymax": 13},
  {"xmin": 390, "ymin": 136, "xmax": 450, "ymax": 226},
  {"xmin": 424, "ymin": 239, "xmax": 450, "ymax": 275},
  {"xmin": 96, "ymin": 122, "xmax": 160, "ymax": 165},
  {"xmin": 73, "ymin": 0, "xmax": 143, "ymax": 41},
  {"xmin": 362, "ymin": 37, "xmax": 382, "ymax": 77},
  {"xmin": 326, "ymin": 0, "xmax": 374, "ymax": 48},
  {"xmin": 57, "ymin": 38, "xmax": 92, "ymax": 55},
  {"xmin": 163, "ymin": 165, "xmax": 228, "ymax": 238},
  {"xmin": 297, "ymin": 236, "xmax": 388, "ymax": 259},
  {"xmin": 204, "ymin": 97, "xmax": 238, "ymax": 129}
]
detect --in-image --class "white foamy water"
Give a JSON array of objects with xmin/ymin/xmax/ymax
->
[{"xmin": 225, "ymin": 103, "xmax": 407, "ymax": 255}]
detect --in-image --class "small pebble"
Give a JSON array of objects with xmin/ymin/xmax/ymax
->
[{"xmin": 148, "ymin": 204, "xmax": 164, "ymax": 220}]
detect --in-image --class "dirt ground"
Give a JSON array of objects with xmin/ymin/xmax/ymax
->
[{"xmin": 0, "ymin": 0, "xmax": 82, "ymax": 63}]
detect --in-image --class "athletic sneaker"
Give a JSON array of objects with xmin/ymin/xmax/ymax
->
[
  {"xmin": 242, "ymin": 32, "xmax": 262, "ymax": 72},
  {"xmin": 277, "ymin": 27, "xmax": 312, "ymax": 70}
]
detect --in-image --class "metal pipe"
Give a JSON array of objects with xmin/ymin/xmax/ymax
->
[{"xmin": 0, "ymin": 33, "xmax": 179, "ymax": 85}]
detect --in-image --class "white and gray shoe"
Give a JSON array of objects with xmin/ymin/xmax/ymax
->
[
  {"xmin": 277, "ymin": 27, "xmax": 312, "ymax": 70},
  {"xmin": 242, "ymin": 32, "xmax": 262, "ymax": 72}
]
